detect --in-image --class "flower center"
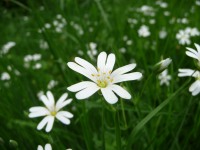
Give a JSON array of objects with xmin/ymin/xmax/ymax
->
[
  {"xmin": 92, "ymin": 68, "xmax": 113, "ymax": 88},
  {"xmin": 97, "ymin": 80, "xmax": 108, "ymax": 88},
  {"xmin": 50, "ymin": 110, "xmax": 57, "ymax": 116}
]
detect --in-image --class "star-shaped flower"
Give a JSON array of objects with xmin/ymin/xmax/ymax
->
[
  {"xmin": 29, "ymin": 91, "xmax": 73, "ymax": 132},
  {"xmin": 67, "ymin": 51, "xmax": 142, "ymax": 104}
]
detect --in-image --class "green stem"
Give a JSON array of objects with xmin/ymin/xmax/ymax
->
[
  {"xmin": 120, "ymin": 99, "xmax": 127, "ymax": 129},
  {"xmin": 101, "ymin": 101, "xmax": 105, "ymax": 150},
  {"xmin": 115, "ymin": 108, "xmax": 121, "ymax": 150}
]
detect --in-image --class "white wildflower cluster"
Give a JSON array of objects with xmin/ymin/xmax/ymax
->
[
  {"xmin": 38, "ymin": 14, "xmax": 67, "ymax": 33},
  {"xmin": 176, "ymin": 27, "xmax": 200, "ymax": 45},
  {"xmin": 24, "ymin": 54, "xmax": 42, "ymax": 69},
  {"xmin": 70, "ymin": 21, "xmax": 84, "ymax": 35},
  {"xmin": 0, "ymin": 41, "xmax": 16, "ymax": 55},
  {"xmin": 137, "ymin": 5, "xmax": 155, "ymax": 16},
  {"xmin": 178, "ymin": 43, "xmax": 200, "ymax": 96},
  {"xmin": 87, "ymin": 42, "xmax": 98, "ymax": 60},
  {"xmin": 138, "ymin": 25, "xmax": 150, "ymax": 37}
]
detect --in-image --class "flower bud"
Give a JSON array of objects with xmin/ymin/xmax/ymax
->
[
  {"xmin": 9, "ymin": 140, "xmax": 18, "ymax": 149},
  {"xmin": 154, "ymin": 58, "xmax": 172, "ymax": 73}
]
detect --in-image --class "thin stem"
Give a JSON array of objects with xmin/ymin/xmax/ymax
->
[
  {"xmin": 120, "ymin": 99, "xmax": 127, "ymax": 129},
  {"xmin": 115, "ymin": 108, "xmax": 121, "ymax": 150},
  {"xmin": 101, "ymin": 100, "xmax": 105, "ymax": 150}
]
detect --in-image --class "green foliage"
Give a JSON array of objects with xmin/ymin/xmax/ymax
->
[{"xmin": 1, "ymin": 0, "xmax": 200, "ymax": 149}]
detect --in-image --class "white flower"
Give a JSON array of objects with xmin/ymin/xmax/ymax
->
[
  {"xmin": 47, "ymin": 80, "xmax": 58, "ymax": 89},
  {"xmin": 1, "ymin": 72, "xmax": 10, "ymax": 80},
  {"xmin": 186, "ymin": 43, "xmax": 200, "ymax": 62},
  {"xmin": 159, "ymin": 30, "xmax": 167, "ymax": 39},
  {"xmin": 155, "ymin": 58, "xmax": 172, "ymax": 72},
  {"xmin": 67, "ymin": 51, "xmax": 142, "ymax": 104},
  {"xmin": 29, "ymin": 91, "xmax": 73, "ymax": 132},
  {"xmin": 38, "ymin": 143, "xmax": 52, "ymax": 150},
  {"xmin": 176, "ymin": 30, "xmax": 191, "ymax": 45},
  {"xmin": 138, "ymin": 25, "xmax": 150, "ymax": 37},
  {"xmin": 185, "ymin": 27, "xmax": 200, "ymax": 37},
  {"xmin": 178, "ymin": 69, "xmax": 200, "ymax": 96},
  {"xmin": 1, "ymin": 41, "xmax": 16, "ymax": 54},
  {"xmin": 158, "ymin": 69, "xmax": 171, "ymax": 86}
]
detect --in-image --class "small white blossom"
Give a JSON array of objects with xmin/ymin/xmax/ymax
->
[
  {"xmin": 1, "ymin": 72, "xmax": 10, "ymax": 80},
  {"xmin": 158, "ymin": 69, "xmax": 171, "ymax": 86},
  {"xmin": 176, "ymin": 30, "xmax": 191, "ymax": 45},
  {"xmin": 138, "ymin": 25, "xmax": 150, "ymax": 37},
  {"xmin": 67, "ymin": 51, "xmax": 142, "ymax": 104},
  {"xmin": 37, "ymin": 143, "xmax": 52, "ymax": 150},
  {"xmin": 1, "ymin": 41, "xmax": 16, "ymax": 54},
  {"xmin": 47, "ymin": 80, "xmax": 58, "ymax": 89},
  {"xmin": 29, "ymin": 91, "xmax": 73, "ymax": 132},
  {"xmin": 159, "ymin": 29, "xmax": 167, "ymax": 39}
]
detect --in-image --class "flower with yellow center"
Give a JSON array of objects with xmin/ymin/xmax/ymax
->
[
  {"xmin": 67, "ymin": 51, "xmax": 142, "ymax": 104},
  {"xmin": 29, "ymin": 91, "xmax": 73, "ymax": 132}
]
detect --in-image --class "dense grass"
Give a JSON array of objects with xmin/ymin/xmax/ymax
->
[{"xmin": 1, "ymin": 0, "xmax": 200, "ymax": 149}]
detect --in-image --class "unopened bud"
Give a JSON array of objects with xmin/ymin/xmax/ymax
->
[
  {"xmin": 154, "ymin": 58, "xmax": 172, "ymax": 73},
  {"xmin": 9, "ymin": 140, "xmax": 18, "ymax": 149}
]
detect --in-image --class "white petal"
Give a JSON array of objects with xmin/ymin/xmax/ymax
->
[
  {"xmin": 67, "ymin": 62, "xmax": 94, "ymax": 81},
  {"xmin": 192, "ymin": 86, "xmax": 200, "ymax": 96},
  {"xmin": 185, "ymin": 51, "xmax": 198, "ymax": 60},
  {"xmin": 37, "ymin": 116, "xmax": 54, "ymax": 132},
  {"xmin": 178, "ymin": 69, "xmax": 196, "ymax": 77},
  {"xmin": 46, "ymin": 91, "xmax": 55, "ymax": 106},
  {"xmin": 113, "ymin": 72, "xmax": 142, "ymax": 83},
  {"xmin": 97, "ymin": 52, "xmax": 107, "ymax": 69},
  {"xmin": 56, "ymin": 112, "xmax": 71, "ymax": 125},
  {"xmin": 67, "ymin": 81, "xmax": 96, "ymax": 92},
  {"xmin": 110, "ymin": 84, "xmax": 131, "ymax": 99},
  {"xmin": 189, "ymin": 80, "xmax": 200, "ymax": 92},
  {"xmin": 57, "ymin": 111, "xmax": 73, "ymax": 118},
  {"xmin": 75, "ymin": 57, "xmax": 98, "ymax": 74},
  {"xmin": 111, "ymin": 64, "xmax": 136, "ymax": 77},
  {"xmin": 56, "ymin": 93, "xmax": 68, "ymax": 107},
  {"xmin": 105, "ymin": 53, "xmax": 115, "ymax": 71},
  {"xmin": 45, "ymin": 116, "xmax": 55, "ymax": 132},
  {"xmin": 101, "ymin": 88, "xmax": 118, "ymax": 104},
  {"xmin": 37, "ymin": 145, "xmax": 43, "ymax": 150},
  {"xmin": 45, "ymin": 144, "xmax": 52, "ymax": 150},
  {"xmin": 29, "ymin": 107, "xmax": 49, "ymax": 118},
  {"xmin": 75, "ymin": 84, "xmax": 99, "ymax": 99},
  {"xmin": 40, "ymin": 95, "xmax": 51, "ymax": 110},
  {"xmin": 56, "ymin": 99, "xmax": 72, "ymax": 111},
  {"xmin": 29, "ymin": 106, "xmax": 48, "ymax": 112},
  {"xmin": 194, "ymin": 43, "xmax": 200, "ymax": 53},
  {"xmin": 186, "ymin": 47, "xmax": 198, "ymax": 55}
]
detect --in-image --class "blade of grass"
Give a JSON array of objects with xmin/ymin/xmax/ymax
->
[{"xmin": 126, "ymin": 79, "xmax": 191, "ymax": 149}]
